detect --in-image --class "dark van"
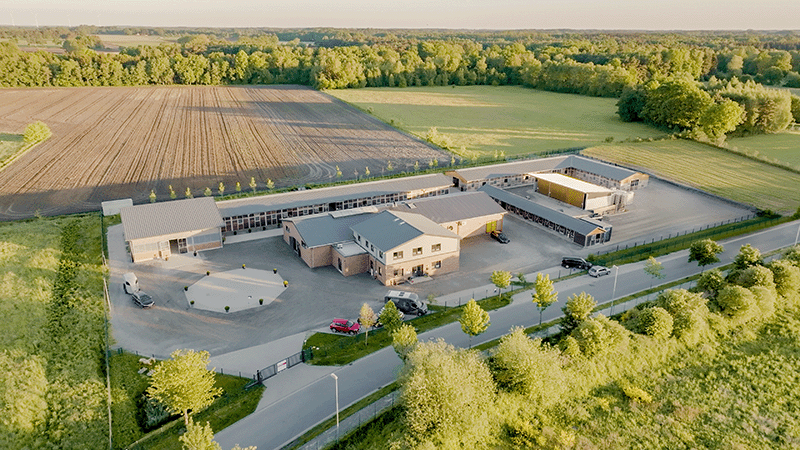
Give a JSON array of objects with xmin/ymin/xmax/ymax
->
[
  {"xmin": 385, "ymin": 290, "xmax": 428, "ymax": 316},
  {"xmin": 562, "ymin": 257, "xmax": 592, "ymax": 270}
]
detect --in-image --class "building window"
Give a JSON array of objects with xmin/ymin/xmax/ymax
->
[
  {"xmin": 412, "ymin": 247, "xmax": 423, "ymax": 256},
  {"xmin": 394, "ymin": 268, "xmax": 404, "ymax": 276},
  {"xmin": 370, "ymin": 244, "xmax": 374, "ymax": 252},
  {"xmin": 431, "ymin": 243, "xmax": 441, "ymax": 252},
  {"xmin": 393, "ymin": 251, "xmax": 403, "ymax": 260},
  {"xmin": 358, "ymin": 235, "xmax": 361, "ymax": 242},
  {"xmin": 285, "ymin": 225, "xmax": 289, "ymax": 231},
  {"xmin": 379, "ymin": 251, "xmax": 383, "ymax": 258},
  {"xmin": 433, "ymin": 261, "xmax": 441, "ymax": 269}
]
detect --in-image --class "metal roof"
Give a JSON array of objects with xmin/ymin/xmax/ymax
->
[
  {"xmin": 351, "ymin": 210, "xmax": 460, "ymax": 252},
  {"xmin": 478, "ymin": 185, "xmax": 609, "ymax": 236},
  {"xmin": 217, "ymin": 173, "xmax": 452, "ymax": 217},
  {"xmin": 121, "ymin": 197, "xmax": 224, "ymax": 241},
  {"xmin": 286, "ymin": 210, "xmax": 377, "ymax": 248},
  {"xmin": 447, "ymin": 155, "xmax": 569, "ymax": 182},
  {"xmin": 389, "ymin": 191, "xmax": 506, "ymax": 224},
  {"xmin": 555, "ymin": 155, "xmax": 638, "ymax": 181},
  {"xmin": 534, "ymin": 173, "xmax": 613, "ymax": 194}
]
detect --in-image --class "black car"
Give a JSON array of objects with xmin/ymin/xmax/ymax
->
[
  {"xmin": 131, "ymin": 291, "xmax": 155, "ymax": 308},
  {"xmin": 490, "ymin": 230, "xmax": 510, "ymax": 244},
  {"xmin": 561, "ymin": 256, "xmax": 592, "ymax": 270}
]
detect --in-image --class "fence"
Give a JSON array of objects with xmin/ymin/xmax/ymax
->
[
  {"xmin": 590, "ymin": 214, "xmax": 787, "ymax": 266},
  {"xmin": 292, "ymin": 390, "xmax": 400, "ymax": 450},
  {"xmin": 246, "ymin": 349, "xmax": 310, "ymax": 389}
]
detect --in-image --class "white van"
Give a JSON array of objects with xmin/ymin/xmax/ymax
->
[
  {"xmin": 123, "ymin": 272, "xmax": 140, "ymax": 294},
  {"xmin": 384, "ymin": 290, "xmax": 428, "ymax": 316}
]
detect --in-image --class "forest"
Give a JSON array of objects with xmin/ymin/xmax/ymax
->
[{"xmin": 2, "ymin": 28, "xmax": 800, "ymax": 140}]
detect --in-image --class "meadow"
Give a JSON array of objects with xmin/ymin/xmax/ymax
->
[
  {"xmin": 0, "ymin": 214, "xmax": 108, "ymax": 449},
  {"xmin": 583, "ymin": 140, "xmax": 800, "ymax": 214},
  {"xmin": 726, "ymin": 130, "xmax": 800, "ymax": 168},
  {"xmin": 0, "ymin": 133, "xmax": 25, "ymax": 169},
  {"xmin": 327, "ymin": 85, "xmax": 665, "ymax": 158}
]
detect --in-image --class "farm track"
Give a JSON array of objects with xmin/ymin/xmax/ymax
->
[{"xmin": 0, "ymin": 85, "xmax": 446, "ymax": 220}]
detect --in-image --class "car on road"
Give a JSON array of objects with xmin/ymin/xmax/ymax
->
[
  {"xmin": 131, "ymin": 291, "xmax": 155, "ymax": 308},
  {"xmin": 330, "ymin": 318, "xmax": 360, "ymax": 335},
  {"xmin": 588, "ymin": 266, "xmax": 611, "ymax": 277},
  {"xmin": 562, "ymin": 256, "xmax": 592, "ymax": 270},
  {"xmin": 490, "ymin": 230, "xmax": 510, "ymax": 244}
]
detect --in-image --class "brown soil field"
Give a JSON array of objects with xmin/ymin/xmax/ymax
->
[{"xmin": 0, "ymin": 85, "xmax": 446, "ymax": 220}]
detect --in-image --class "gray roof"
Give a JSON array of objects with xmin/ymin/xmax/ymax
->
[
  {"xmin": 122, "ymin": 197, "xmax": 224, "ymax": 241},
  {"xmin": 448, "ymin": 155, "xmax": 569, "ymax": 183},
  {"xmin": 389, "ymin": 191, "xmax": 506, "ymax": 224},
  {"xmin": 555, "ymin": 155, "xmax": 638, "ymax": 181},
  {"xmin": 217, "ymin": 173, "xmax": 452, "ymax": 218},
  {"xmin": 286, "ymin": 211, "xmax": 376, "ymax": 248},
  {"xmin": 478, "ymin": 185, "xmax": 609, "ymax": 236},
  {"xmin": 351, "ymin": 210, "xmax": 460, "ymax": 251}
]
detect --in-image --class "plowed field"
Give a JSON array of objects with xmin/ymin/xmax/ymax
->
[{"xmin": 0, "ymin": 85, "xmax": 445, "ymax": 219}]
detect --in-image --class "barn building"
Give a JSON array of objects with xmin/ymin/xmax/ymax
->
[
  {"xmin": 479, "ymin": 185, "xmax": 612, "ymax": 247},
  {"xmin": 555, "ymin": 155, "xmax": 649, "ymax": 190},
  {"xmin": 217, "ymin": 173, "xmax": 452, "ymax": 234},
  {"xmin": 121, "ymin": 197, "xmax": 224, "ymax": 262}
]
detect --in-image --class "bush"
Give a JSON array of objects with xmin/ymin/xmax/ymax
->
[
  {"xmin": 638, "ymin": 307, "xmax": 674, "ymax": 340},
  {"xmin": 768, "ymin": 259, "xmax": 800, "ymax": 300},
  {"xmin": 715, "ymin": 285, "xmax": 756, "ymax": 320},
  {"xmin": 735, "ymin": 265, "xmax": 774, "ymax": 290},
  {"xmin": 619, "ymin": 381, "xmax": 653, "ymax": 404},
  {"xmin": 23, "ymin": 121, "xmax": 52, "ymax": 143},
  {"xmin": 570, "ymin": 315, "xmax": 628, "ymax": 358},
  {"xmin": 656, "ymin": 289, "xmax": 708, "ymax": 343}
]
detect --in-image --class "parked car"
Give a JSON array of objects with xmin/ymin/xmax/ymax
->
[
  {"xmin": 588, "ymin": 266, "xmax": 611, "ymax": 277},
  {"xmin": 562, "ymin": 256, "xmax": 592, "ymax": 270},
  {"xmin": 330, "ymin": 318, "xmax": 360, "ymax": 335},
  {"xmin": 123, "ymin": 272, "xmax": 140, "ymax": 294},
  {"xmin": 490, "ymin": 230, "xmax": 510, "ymax": 244},
  {"xmin": 385, "ymin": 290, "xmax": 428, "ymax": 316},
  {"xmin": 131, "ymin": 291, "xmax": 154, "ymax": 308}
]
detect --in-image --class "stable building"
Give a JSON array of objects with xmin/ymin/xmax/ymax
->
[
  {"xmin": 121, "ymin": 197, "xmax": 224, "ymax": 262},
  {"xmin": 388, "ymin": 191, "xmax": 507, "ymax": 238},
  {"xmin": 217, "ymin": 173, "xmax": 452, "ymax": 234},
  {"xmin": 446, "ymin": 156, "xmax": 569, "ymax": 191},
  {"xmin": 554, "ymin": 155, "xmax": 649, "ymax": 190},
  {"xmin": 351, "ymin": 211, "xmax": 461, "ymax": 285},
  {"xmin": 479, "ymin": 185, "xmax": 612, "ymax": 247}
]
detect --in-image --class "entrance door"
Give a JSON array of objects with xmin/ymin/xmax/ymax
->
[
  {"xmin": 412, "ymin": 264, "xmax": 424, "ymax": 277},
  {"xmin": 178, "ymin": 238, "xmax": 188, "ymax": 253}
]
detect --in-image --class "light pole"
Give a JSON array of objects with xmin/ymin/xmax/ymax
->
[
  {"xmin": 330, "ymin": 373, "xmax": 339, "ymax": 440},
  {"xmin": 795, "ymin": 221, "xmax": 800, "ymax": 247},
  {"xmin": 611, "ymin": 265, "xmax": 619, "ymax": 316}
]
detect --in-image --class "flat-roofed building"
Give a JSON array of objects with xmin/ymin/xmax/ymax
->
[
  {"xmin": 446, "ymin": 156, "xmax": 569, "ymax": 191},
  {"xmin": 217, "ymin": 173, "xmax": 452, "ymax": 234},
  {"xmin": 351, "ymin": 211, "xmax": 461, "ymax": 285},
  {"xmin": 121, "ymin": 197, "xmax": 224, "ymax": 262},
  {"xmin": 479, "ymin": 185, "xmax": 611, "ymax": 247},
  {"xmin": 533, "ymin": 172, "xmax": 619, "ymax": 213}
]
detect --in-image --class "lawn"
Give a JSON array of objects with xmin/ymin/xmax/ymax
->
[
  {"xmin": 0, "ymin": 133, "xmax": 27, "ymax": 170},
  {"xmin": 726, "ymin": 131, "xmax": 800, "ymax": 168},
  {"xmin": 582, "ymin": 140, "xmax": 800, "ymax": 214},
  {"xmin": 327, "ymin": 86, "xmax": 665, "ymax": 158}
]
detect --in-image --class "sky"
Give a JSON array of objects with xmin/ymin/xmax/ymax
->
[{"xmin": 4, "ymin": 0, "xmax": 800, "ymax": 30}]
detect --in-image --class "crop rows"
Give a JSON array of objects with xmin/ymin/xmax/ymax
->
[{"xmin": 0, "ymin": 85, "xmax": 446, "ymax": 219}]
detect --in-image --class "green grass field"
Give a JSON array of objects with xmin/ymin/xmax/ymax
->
[
  {"xmin": 726, "ymin": 131, "xmax": 800, "ymax": 168},
  {"xmin": 0, "ymin": 133, "xmax": 27, "ymax": 170},
  {"xmin": 327, "ymin": 86, "xmax": 665, "ymax": 158},
  {"xmin": 583, "ymin": 140, "xmax": 800, "ymax": 213}
]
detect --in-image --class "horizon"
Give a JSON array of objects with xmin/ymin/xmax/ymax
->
[{"xmin": 5, "ymin": 0, "xmax": 800, "ymax": 31}]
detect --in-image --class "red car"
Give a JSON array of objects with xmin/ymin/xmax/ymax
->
[{"xmin": 330, "ymin": 318, "xmax": 360, "ymax": 335}]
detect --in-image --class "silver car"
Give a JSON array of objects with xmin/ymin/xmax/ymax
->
[{"xmin": 588, "ymin": 266, "xmax": 611, "ymax": 277}]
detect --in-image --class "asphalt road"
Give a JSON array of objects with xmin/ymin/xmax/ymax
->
[{"xmin": 217, "ymin": 220, "xmax": 800, "ymax": 450}]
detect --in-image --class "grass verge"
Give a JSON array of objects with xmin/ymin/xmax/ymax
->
[
  {"xmin": 304, "ymin": 293, "xmax": 512, "ymax": 366},
  {"xmin": 589, "ymin": 215, "xmax": 789, "ymax": 267},
  {"xmin": 111, "ymin": 351, "xmax": 265, "ymax": 450}
]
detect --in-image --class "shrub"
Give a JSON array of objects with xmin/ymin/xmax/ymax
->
[
  {"xmin": 561, "ymin": 292, "xmax": 596, "ymax": 334},
  {"xmin": 656, "ymin": 289, "xmax": 708, "ymax": 343},
  {"xmin": 491, "ymin": 327, "xmax": 565, "ymax": 406},
  {"xmin": 638, "ymin": 307, "xmax": 674, "ymax": 340},
  {"xmin": 697, "ymin": 268, "xmax": 726, "ymax": 297},
  {"xmin": 571, "ymin": 315, "xmax": 628, "ymax": 358},
  {"xmin": 768, "ymin": 259, "xmax": 800, "ymax": 300},
  {"xmin": 619, "ymin": 381, "xmax": 653, "ymax": 404},
  {"xmin": 735, "ymin": 265, "xmax": 774, "ymax": 290},
  {"xmin": 23, "ymin": 121, "xmax": 52, "ymax": 143},
  {"xmin": 715, "ymin": 285, "xmax": 755, "ymax": 321}
]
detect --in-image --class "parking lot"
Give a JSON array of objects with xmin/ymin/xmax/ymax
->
[{"xmin": 109, "ymin": 176, "xmax": 754, "ymax": 360}]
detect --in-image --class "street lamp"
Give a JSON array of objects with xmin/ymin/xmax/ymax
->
[
  {"xmin": 610, "ymin": 265, "xmax": 619, "ymax": 316},
  {"xmin": 330, "ymin": 373, "xmax": 339, "ymax": 440},
  {"xmin": 795, "ymin": 221, "xmax": 800, "ymax": 247}
]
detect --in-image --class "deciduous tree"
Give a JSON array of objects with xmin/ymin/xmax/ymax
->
[
  {"xmin": 379, "ymin": 299, "xmax": 403, "ymax": 333},
  {"xmin": 733, "ymin": 244, "xmax": 763, "ymax": 270},
  {"xmin": 643, "ymin": 256, "xmax": 665, "ymax": 288},
  {"xmin": 531, "ymin": 273, "xmax": 558, "ymax": 325},
  {"xmin": 146, "ymin": 349, "xmax": 222, "ymax": 427},
  {"xmin": 392, "ymin": 323, "xmax": 417, "ymax": 361},
  {"xmin": 561, "ymin": 292, "xmax": 596, "ymax": 334},
  {"xmin": 459, "ymin": 299, "xmax": 490, "ymax": 348},
  {"xmin": 491, "ymin": 270, "xmax": 512, "ymax": 301},
  {"xmin": 179, "ymin": 418, "xmax": 221, "ymax": 450},
  {"xmin": 359, "ymin": 303, "xmax": 377, "ymax": 345},
  {"xmin": 688, "ymin": 239, "xmax": 724, "ymax": 269},
  {"xmin": 491, "ymin": 327, "xmax": 565, "ymax": 406}
]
